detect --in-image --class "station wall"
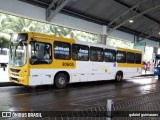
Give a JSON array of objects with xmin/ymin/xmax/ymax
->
[{"xmin": 0, "ymin": 0, "xmax": 159, "ymax": 47}]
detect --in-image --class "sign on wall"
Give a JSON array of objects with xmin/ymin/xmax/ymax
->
[
  {"xmin": 133, "ymin": 42, "xmax": 146, "ymax": 54},
  {"xmin": 134, "ymin": 42, "xmax": 146, "ymax": 46}
]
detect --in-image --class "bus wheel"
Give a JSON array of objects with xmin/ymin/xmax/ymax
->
[
  {"xmin": 115, "ymin": 72, "xmax": 123, "ymax": 82},
  {"xmin": 158, "ymin": 75, "xmax": 160, "ymax": 80},
  {"xmin": 55, "ymin": 73, "xmax": 68, "ymax": 88}
]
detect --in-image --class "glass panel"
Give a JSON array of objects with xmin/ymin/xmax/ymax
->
[
  {"xmin": 155, "ymin": 59, "xmax": 160, "ymax": 67},
  {"xmin": 126, "ymin": 52, "xmax": 135, "ymax": 63},
  {"xmin": 107, "ymin": 37, "xmax": 133, "ymax": 49},
  {"xmin": 30, "ymin": 42, "xmax": 52, "ymax": 64},
  {"xmin": 104, "ymin": 49, "xmax": 116, "ymax": 62},
  {"xmin": 54, "ymin": 41, "xmax": 71, "ymax": 60},
  {"xmin": 135, "ymin": 53, "xmax": 142, "ymax": 64},
  {"xmin": 9, "ymin": 42, "xmax": 27, "ymax": 66},
  {"xmin": 116, "ymin": 51, "xmax": 126, "ymax": 63},
  {"xmin": 90, "ymin": 47, "xmax": 103, "ymax": 62},
  {"xmin": 72, "ymin": 44, "xmax": 89, "ymax": 61}
]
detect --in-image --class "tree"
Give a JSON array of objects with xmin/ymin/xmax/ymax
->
[
  {"xmin": 0, "ymin": 37, "xmax": 9, "ymax": 48},
  {"xmin": 7, "ymin": 15, "xmax": 34, "ymax": 32},
  {"xmin": 0, "ymin": 12, "xmax": 99, "ymax": 47},
  {"xmin": 0, "ymin": 13, "xmax": 12, "ymax": 42}
]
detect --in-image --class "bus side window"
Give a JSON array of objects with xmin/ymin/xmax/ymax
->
[
  {"xmin": 135, "ymin": 53, "xmax": 142, "ymax": 64},
  {"xmin": 90, "ymin": 47, "xmax": 103, "ymax": 62},
  {"xmin": 90, "ymin": 47, "xmax": 97, "ymax": 61},
  {"xmin": 54, "ymin": 41, "xmax": 71, "ymax": 60},
  {"xmin": 116, "ymin": 51, "xmax": 126, "ymax": 63},
  {"xmin": 126, "ymin": 52, "xmax": 135, "ymax": 63},
  {"xmin": 104, "ymin": 49, "xmax": 116, "ymax": 62},
  {"xmin": 72, "ymin": 44, "xmax": 89, "ymax": 61}
]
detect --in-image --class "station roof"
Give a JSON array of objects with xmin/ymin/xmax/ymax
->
[{"xmin": 19, "ymin": 0, "xmax": 160, "ymax": 42}]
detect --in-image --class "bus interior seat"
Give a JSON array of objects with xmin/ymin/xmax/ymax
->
[{"xmin": 33, "ymin": 46, "xmax": 48, "ymax": 64}]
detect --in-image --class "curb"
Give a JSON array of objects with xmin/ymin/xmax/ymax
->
[
  {"xmin": 0, "ymin": 82, "xmax": 20, "ymax": 87},
  {"xmin": 140, "ymin": 74, "xmax": 154, "ymax": 76}
]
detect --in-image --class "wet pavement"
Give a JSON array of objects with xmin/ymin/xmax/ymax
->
[{"xmin": 0, "ymin": 76, "xmax": 159, "ymax": 112}]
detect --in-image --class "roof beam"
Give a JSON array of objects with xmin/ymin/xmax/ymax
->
[
  {"xmin": 139, "ymin": 31, "xmax": 158, "ymax": 41},
  {"xmin": 19, "ymin": 0, "xmax": 160, "ymax": 41},
  {"xmin": 138, "ymin": 25, "xmax": 160, "ymax": 41},
  {"xmin": 139, "ymin": 30, "xmax": 154, "ymax": 41},
  {"xmin": 54, "ymin": 8, "xmax": 160, "ymax": 42},
  {"xmin": 112, "ymin": 0, "xmax": 160, "ymax": 24},
  {"xmin": 46, "ymin": 0, "xmax": 71, "ymax": 21},
  {"xmin": 47, "ymin": 0, "xmax": 56, "ymax": 10},
  {"xmin": 108, "ymin": 0, "xmax": 160, "ymax": 34}
]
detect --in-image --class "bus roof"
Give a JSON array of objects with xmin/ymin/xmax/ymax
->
[
  {"xmin": 22, "ymin": 32, "xmax": 142, "ymax": 53},
  {"xmin": 117, "ymin": 47, "xmax": 142, "ymax": 53}
]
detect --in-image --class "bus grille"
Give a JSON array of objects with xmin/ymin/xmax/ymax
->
[
  {"xmin": 10, "ymin": 77, "xmax": 19, "ymax": 82},
  {"xmin": 10, "ymin": 68, "xmax": 20, "ymax": 73}
]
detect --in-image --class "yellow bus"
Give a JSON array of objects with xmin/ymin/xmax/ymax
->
[{"xmin": 8, "ymin": 32, "xmax": 142, "ymax": 88}]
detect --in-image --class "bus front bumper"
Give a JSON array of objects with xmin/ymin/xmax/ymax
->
[{"xmin": 9, "ymin": 75, "xmax": 29, "ymax": 86}]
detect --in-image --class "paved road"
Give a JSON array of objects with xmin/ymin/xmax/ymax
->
[{"xmin": 0, "ymin": 76, "xmax": 159, "ymax": 112}]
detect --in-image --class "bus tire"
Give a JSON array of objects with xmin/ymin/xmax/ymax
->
[
  {"xmin": 115, "ymin": 72, "xmax": 123, "ymax": 82},
  {"xmin": 54, "ymin": 73, "xmax": 68, "ymax": 89},
  {"xmin": 158, "ymin": 75, "xmax": 160, "ymax": 80}
]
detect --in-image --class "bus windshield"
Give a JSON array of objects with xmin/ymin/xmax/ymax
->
[
  {"xmin": 155, "ymin": 59, "xmax": 160, "ymax": 68},
  {"xmin": 9, "ymin": 33, "xmax": 28, "ymax": 67}
]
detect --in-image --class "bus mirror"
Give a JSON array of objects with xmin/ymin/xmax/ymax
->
[
  {"xmin": 3, "ymin": 66, "xmax": 6, "ymax": 71},
  {"xmin": 28, "ymin": 45, "xmax": 31, "ymax": 59},
  {"xmin": 19, "ymin": 41, "xmax": 23, "ymax": 46}
]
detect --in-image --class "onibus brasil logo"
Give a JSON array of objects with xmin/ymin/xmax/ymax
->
[{"xmin": 1, "ymin": 112, "xmax": 42, "ymax": 118}]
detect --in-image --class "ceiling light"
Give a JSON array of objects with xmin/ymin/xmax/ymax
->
[
  {"xmin": 159, "ymin": 32, "xmax": 160, "ymax": 35},
  {"xmin": 129, "ymin": 19, "xmax": 134, "ymax": 23}
]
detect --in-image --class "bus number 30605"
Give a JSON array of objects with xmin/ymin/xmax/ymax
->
[{"xmin": 62, "ymin": 62, "xmax": 74, "ymax": 66}]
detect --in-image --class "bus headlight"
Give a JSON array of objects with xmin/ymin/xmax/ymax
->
[
  {"xmin": 19, "ymin": 80, "xmax": 25, "ymax": 83},
  {"xmin": 155, "ymin": 69, "xmax": 158, "ymax": 72}
]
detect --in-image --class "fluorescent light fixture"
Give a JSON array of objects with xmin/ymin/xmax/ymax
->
[{"xmin": 129, "ymin": 19, "xmax": 134, "ymax": 23}]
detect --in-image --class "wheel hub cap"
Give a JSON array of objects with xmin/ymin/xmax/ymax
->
[{"xmin": 58, "ymin": 77, "xmax": 65, "ymax": 85}]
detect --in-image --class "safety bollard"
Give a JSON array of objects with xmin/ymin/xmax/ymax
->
[{"xmin": 106, "ymin": 99, "xmax": 114, "ymax": 120}]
